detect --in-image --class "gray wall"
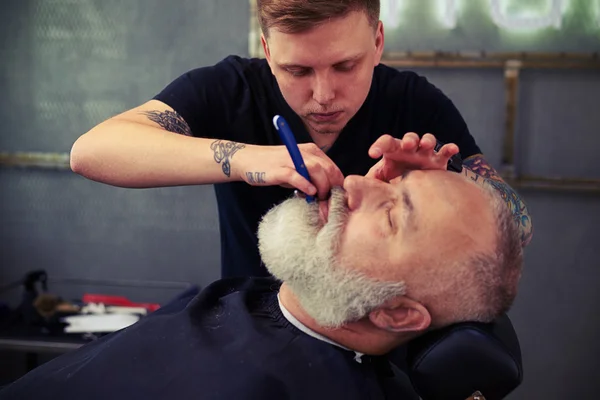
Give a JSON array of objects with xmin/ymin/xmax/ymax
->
[
  {"xmin": 1, "ymin": 0, "xmax": 249, "ymax": 301},
  {"xmin": 1, "ymin": 0, "xmax": 599, "ymax": 398}
]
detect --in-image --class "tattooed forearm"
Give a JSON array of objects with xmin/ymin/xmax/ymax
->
[
  {"xmin": 141, "ymin": 110, "xmax": 192, "ymax": 136},
  {"xmin": 463, "ymin": 155, "xmax": 533, "ymax": 247},
  {"xmin": 210, "ymin": 140, "xmax": 246, "ymax": 178},
  {"xmin": 246, "ymin": 172, "xmax": 266, "ymax": 184}
]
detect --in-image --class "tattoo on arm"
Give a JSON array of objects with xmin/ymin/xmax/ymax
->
[
  {"xmin": 141, "ymin": 110, "xmax": 192, "ymax": 136},
  {"xmin": 210, "ymin": 140, "xmax": 246, "ymax": 177},
  {"xmin": 463, "ymin": 155, "xmax": 533, "ymax": 247},
  {"xmin": 246, "ymin": 172, "xmax": 266, "ymax": 184}
]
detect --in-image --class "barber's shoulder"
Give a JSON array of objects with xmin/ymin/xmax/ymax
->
[
  {"xmin": 376, "ymin": 62, "xmax": 421, "ymax": 79},
  {"xmin": 181, "ymin": 55, "xmax": 258, "ymax": 83},
  {"xmin": 218, "ymin": 55, "xmax": 272, "ymax": 79},
  {"xmin": 182, "ymin": 55, "xmax": 272, "ymax": 96},
  {"xmin": 374, "ymin": 63, "xmax": 435, "ymax": 97},
  {"xmin": 222, "ymin": 54, "xmax": 274, "ymax": 87},
  {"xmin": 150, "ymin": 55, "xmax": 265, "ymax": 133}
]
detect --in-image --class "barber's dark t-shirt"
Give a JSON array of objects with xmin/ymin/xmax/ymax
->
[{"xmin": 153, "ymin": 56, "xmax": 481, "ymax": 278}]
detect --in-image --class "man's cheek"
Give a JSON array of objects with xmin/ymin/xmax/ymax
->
[
  {"xmin": 336, "ymin": 223, "xmax": 362, "ymax": 262},
  {"xmin": 279, "ymin": 80, "xmax": 305, "ymax": 99}
]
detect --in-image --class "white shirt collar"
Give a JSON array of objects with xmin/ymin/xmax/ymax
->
[{"xmin": 277, "ymin": 293, "xmax": 364, "ymax": 363}]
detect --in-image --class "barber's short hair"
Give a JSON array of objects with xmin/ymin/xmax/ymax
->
[
  {"xmin": 256, "ymin": 0, "xmax": 380, "ymax": 38},
  {"xmin": 443, "ymin": 184, "xmax": 524, "ymax": 326}
]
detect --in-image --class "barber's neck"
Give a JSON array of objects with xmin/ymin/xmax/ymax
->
[{"xmin": 278, "ymin": 283, "xmax": 405, "ymax": 355}]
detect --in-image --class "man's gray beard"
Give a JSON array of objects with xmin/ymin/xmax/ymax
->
[{"xmin": 257, "ymin": 187, "xmax": 407, "ymax": 328}]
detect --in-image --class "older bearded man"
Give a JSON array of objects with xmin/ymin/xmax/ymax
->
[
  {"xmin": 259, "ymin": 170, "xmax": 521, "ymax": 350},
  {"xmin": 0, "ymin": 171, "xmax": 522, "ymax": 400}
]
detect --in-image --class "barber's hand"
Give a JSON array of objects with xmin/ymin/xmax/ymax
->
[
  {"xmin": 235, "ymin": 144, "xmax": 344, "ymax": 200},
  {"xmin": 366, "ymin": 133, "xmax": 460, "ymax": 182}
]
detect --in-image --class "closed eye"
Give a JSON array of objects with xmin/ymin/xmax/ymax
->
[
  {"xmin": 334, "ymin": 63, "xmax": 355, "ymax": 72},
  {"xmin": 286, "ymin": 68, "xmax": 310, "ymax": 77}
]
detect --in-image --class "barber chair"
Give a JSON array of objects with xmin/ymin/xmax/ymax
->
[{"xmin": 405, "ymin": 313, "xmax": 522, "ymax": 400}]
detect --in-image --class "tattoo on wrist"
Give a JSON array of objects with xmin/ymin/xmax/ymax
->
[
  {"xmin": 487, "ymin": 178, "xmax": 533, "ymax": 246},
  {"xmin": 463, "ymin": 168, "xmax": 480, "ymax": 183},
  {"xmin": 210, "ymin": 140, "xmax": 246, "ymax": 177},
  {"xmin": 246, "ymin": 172, "xmax": 266, "ymax": 184},
  {"xmin": 462, "ymin": 156, "xmax": 503, "ymax": 182},
  {"xmin": 141, "ymin": 110, "xmax": 191, "ymax": 136}
]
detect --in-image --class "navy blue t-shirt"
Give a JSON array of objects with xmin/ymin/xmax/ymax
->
[
  {"xmin": 0, "ymin": 278, "xmax": 419, "ymax": 400},
  {"xmin": 153, "ymin": 56, "xmax": 481, "ymax": 278}
]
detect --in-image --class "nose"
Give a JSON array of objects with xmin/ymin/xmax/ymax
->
[
  {"xmin": 343, "ymin": 175, "xmax": 391, "ymax": 211},
  {"xmin": 312, "ymin": 74, "xmax": 335, "ymax": 105}
]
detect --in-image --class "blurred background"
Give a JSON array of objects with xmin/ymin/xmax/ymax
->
[{"xmin": 1, "ymin": 0, "xmax": 599, "ymax": 398}]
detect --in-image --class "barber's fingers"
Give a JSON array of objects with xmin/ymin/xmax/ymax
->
[
  {"xmin": 418, "ymin": 134, "xmax": 459, "ymax": 158},
  {"xmin": 371, "ymin": 133, "xmax": 459, "ymax": 158},
  {"xmin": 418, "ymin": 133, "xmax": 437, "ymax": 152},
  {"xmin": 365, "ymin": 158, "xmax": 385, "ymax": 179},
  {"xmin": 276, "ymin": 168, "xmax": 317, "ymax": 197},
  {"xmin": 276, "ymin": 160, "xmax": 343, "ymax": 200},
  {"xmin": 277, "ymin": 164, "xmax": 333, "ymax": 200},
  {"xmin": 303, "ymin": 159, "xmax": 343, "ymax": 200},
  {"xmin": 299, "ymin": 143, "xmax": 345, "ymax": 189},
  {"xmin": 265, "ymin": 143, "xmax": 342, "ymax": 199},
  {"xmin": 319, "ymin": 158, "xmax": 345, "ymax": 188},
  {"xmin": 400, "ymin": 132, "xmax": 420, "ymax": 152},
  {"xmin": 369, "ymin": 134, "xmax": 399, "ymax": 158},
  {"xmin": 370, "ymin": 133, "xmax": 424, "ymax": 159},
  {"xmin": 299, "ymin": 142, "xmax": 326, "ymax": 156},
  {"xmin": 437, "ymin": 142, "xmax": 460, "ymax": 158}
]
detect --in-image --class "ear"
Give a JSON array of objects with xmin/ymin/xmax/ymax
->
[
  {"xmin": 374, "ymin": 21, "xmax": 385, "ymax": 66},
  {"xmin": 261, "ymin": 34, "xmax": 271, "ymax": 62},
  {"xmin": 261, "ymin": 34, "xmax": 275, "ymax": 75},
  {"xmin": 368, "ymin": 296, "xmax": 431, "ymax": 333}
]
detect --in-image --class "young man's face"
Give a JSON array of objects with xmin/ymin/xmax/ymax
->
[{"xmin": 262, "ymin": 11, "xmax": 384, "ymax": 137}]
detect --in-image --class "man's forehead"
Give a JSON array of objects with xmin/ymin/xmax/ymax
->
[
  {"xmin": 390, "ymin": 169, "xmax": 453, "ymax": 187},
  {"xmin": 266, "ymin": 11, "xmax": 375, "ymax": 65},
  {"xmin": 416, "ymin": 170, "xmax": 491, "ymax": 216},
  {"xmin": 399, "ymin": 169, "xmax": 470, "ymax": 187},
  {"xmin": 389, "ymin": 170, "xmax": 472, "ymax": 208}
]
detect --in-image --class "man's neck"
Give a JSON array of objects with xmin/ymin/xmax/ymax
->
[
  {"xmin": 308, "ymin": 131, "xmax": 340, "ymax": 153},
  {"xmin": 302, "ymin": 120, "xmax": 341, "ymax": 151},
  {"xmin": 278, "ymin": 283, "xmax": 400, "ymax": 355}
]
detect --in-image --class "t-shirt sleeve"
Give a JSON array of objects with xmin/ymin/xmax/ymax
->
[
  {"xmin": 412, "ymin": 75, "xmax": 482, "ymax": 159},
  {"xmin": 152, "ymin": 59, "xmax": 245, "ymax": 141}
]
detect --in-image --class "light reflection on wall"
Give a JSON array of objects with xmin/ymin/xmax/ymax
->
[
  {"xmin": 381, "ymin": 0, "xmax": 599, "ymax": 32},
  {"xmin": 490, "ymin": 0, "xmax": 564, "ymax": 30}
]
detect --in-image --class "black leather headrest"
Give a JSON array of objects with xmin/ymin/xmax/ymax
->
[{"xmin": 406, "ymin": 314, "xmax": 523, "ymax": 400}]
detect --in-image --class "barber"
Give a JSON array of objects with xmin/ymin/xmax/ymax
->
[{"xmin": 70, "ymin": 0, "xmax": 533, "ymax": 279}]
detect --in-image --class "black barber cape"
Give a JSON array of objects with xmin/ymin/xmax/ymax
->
[{"xmin": 0, "ymin": 278, "xmax": 418, "ymax": 400}]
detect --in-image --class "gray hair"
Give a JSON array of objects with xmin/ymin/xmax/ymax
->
[{"xmin": 432, "ymin": 182, "xmax": 524, "ymax": 327}]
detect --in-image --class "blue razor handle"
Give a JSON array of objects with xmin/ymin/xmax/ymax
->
[{"xmin": 272, "ymin": 115, "xmax": 315, "ymax": 203}]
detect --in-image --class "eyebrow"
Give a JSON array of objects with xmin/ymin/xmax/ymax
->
[
  {"xmin": 278, "ymin": 53, "xmax": 364, "ymax": 70},
  {"xmin": 400, "ymin": 190, "xmax": 415, "ymax": 232},
  {"xmin": 394, "ymin": 171, "xmax": 416, "ymax": 234}
]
